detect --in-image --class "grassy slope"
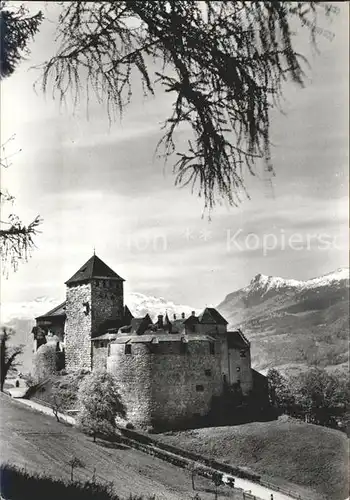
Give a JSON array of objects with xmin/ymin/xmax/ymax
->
[
  {"xmin": 0, "ymin": 395, "xmax": 244, "ymax": 500},
  {"xmin": 157, "ymin": 417, "xmax": 349, "ymax": 500}
]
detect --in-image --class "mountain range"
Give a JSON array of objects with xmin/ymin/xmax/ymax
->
[
  {"xmin": 2, "ymin": 268, "xmax": 348, "ymax": 375},
  {"xmin": 217, "ymin": 268, "xmax": 349, "ymax": 375}
]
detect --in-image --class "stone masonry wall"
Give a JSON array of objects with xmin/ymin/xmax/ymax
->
[
  {"xmin": 65, "ymin": 283, "xmax": 92, "ymax": 371},
  {"xmin": 107, "ymin": 343, "xmax": 153, "ymax": 426},
  {"xmin": 227, "ymin": 347, "xmax": 253, "ymax": 395},
  {"xmin": 107, "ymin": 340, "xmax": 222, "ymax": 428},
  {"xmin": 149, "ymin": 340, "xmax": 222, "ymax": 427},
  {"xmin": 90, "ymin": 279, "xmax": 124, "ymax": 337},
  {"xmin": 218, "ymin": 337, "xmax": 229, "ymax": 381}
]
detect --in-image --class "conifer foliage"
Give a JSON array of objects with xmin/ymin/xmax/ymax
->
[
  {"xmin": 77, "ymin": 370, "xmax": 126, "ymax": 442},
  {"xmin": 41, "ymin": 1, "xmax": 331, "ymax": 211}
]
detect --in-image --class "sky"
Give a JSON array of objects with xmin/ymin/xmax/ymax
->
[{"xmin": 1, "ymin": 2, "xmax": 349, "ymax": 316}]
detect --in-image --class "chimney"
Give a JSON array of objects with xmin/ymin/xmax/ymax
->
[
  {"xmin": 191, "ymin": 311, "xmax": 195, "ymax": 316},
  {"xmin": 157, "ymin": 315, "xmax": 163, "ymax": 328},
  {"xmin": 181, "ymin": 312, "xmax": 185, "ymax": 319},
  {"xmin": 173, "ymin": 313, "xmax": 177, "ymax": 320}
]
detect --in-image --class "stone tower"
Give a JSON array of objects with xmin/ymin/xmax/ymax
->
[{"xmin": 64, "ymin": 254, "xmax": 125, "ymax": 371}]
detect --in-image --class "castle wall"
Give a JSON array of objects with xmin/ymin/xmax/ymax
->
[
  {"xmin": 65, "ymin": 283, "xmax": 92, "ymax": 371},
  {"xmin": 227, "ymin": 347, "xmax": 253, "ymax": 395},
  {"xmin": 218, "ymin": 337, "xmax": 230, "ymax": 381},
  {"xmin": 107, "ymin": 340, "xmax": 222, "ymax": 428},
  {"xmin": 194, "ymin": 324, "xmax": 227, "ymax": 335},
  {"xmin": 107, "ymin": 343, "xmax": 153, "ymax": 426},
  {"xmin": 90, "ymin": 280, "xmax": 124, "ymax": 336}
]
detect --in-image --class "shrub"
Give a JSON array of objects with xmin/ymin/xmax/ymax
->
[{"xmin": 77, "ymin": 370, "xmax": 126, "ymax": 442}]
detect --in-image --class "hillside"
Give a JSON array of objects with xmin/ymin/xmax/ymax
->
[
  {"xmin": 217, "ymin": 268, "xmax": 349, "ymax": 375},
  {"xmin": 158, "ymin": 417, "xmax": 349, "ymax": 500}
]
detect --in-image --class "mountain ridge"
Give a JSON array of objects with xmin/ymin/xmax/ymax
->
[{"xmin": 217, "ymin": 267, "xmax": 349, "ymax": 375}]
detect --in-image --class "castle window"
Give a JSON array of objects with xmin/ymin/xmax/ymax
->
[
  {"xmin": 196, "ymin": 385, "xmax": 204, "ymax": 392},
  {"xmin": 82, "ymin": 302, "xmax": 90, "ymax": 315},
  {"xmin": 205, "ymin": 369, "xmax": 212, "ymax": 377},
  {"xmin": 239, "ymin": 350, "xmax": 246, "ymax": 358},
  {"xmin": 107, "ymin": 344, "xmax": 111, "ymax": 356},
  {"xmin": 209, "ymin": 342, "xmax": 215, "ymax": 355},
  {"xmin": 125, "ymin": 344, "xmax": 132, "ymax": 355}
]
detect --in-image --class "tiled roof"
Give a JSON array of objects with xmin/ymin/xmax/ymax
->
[
  {"xmin": 112, "ymin": 333, "xmax": 216, "ymax": 344},
  {"xmin": 65, "ymin": 254, "xmax": 124, "ymax": 285},
  {"xmin": 36, "ymin": 301, "xmax": 66, "ymax": 320},
  {"xmin": 227, "ymin": 330, "xmax": 250, "ymax": 349},
  {"xmin": 183, "ymin": 315, "xmax": 199, "ymax": 325},
  {"xmin": 124, "ymin": 305, "xmax": 134, "ymax": 323},
  {"xmin": 198, "ymin": 307, "xmax": 228, "ymax": 325},
  {"xmin": 91, "ymin": 333, "xmax": 118, "ymax": 341},
  {"xmin": 130, "ymin": 314, "xmax": 153, "ymax": 335}
]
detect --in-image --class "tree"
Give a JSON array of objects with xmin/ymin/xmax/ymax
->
[
  {"xmin": 211, "ymin": 471, "xmax": 223, "ymax": 500},
  {"xmin": 50, "ymin": 385, "xmax": 72, "ymax": 422},
  {"xmin": 67, "ymin": 456, "xmax": 85, "ymax": 482},
  {"xmin": 40, "ymin": 2, "xmax": 332, "ymax": 212},
  {"xmin": 0, "ymin": 1, "xmax": 43, "ymax": 79},
  {"xmin": 292, "ymin": 368, "xmax": 349, "ymax": 426},
  {"xmin": 76, "ymin": 370, "xmax": 126, "ymax": 442},
  {"xmin": 0, "ymin": 327, "xmax": 23, "ymax": 391},
  {"xmin": 267, "ymin": 368, "xmax": 294, "ymax": 414},
  {"xmin": 188, "ymin": 460, "xmax": 200, "ymax": 491},
  {"xmin": 0, "ymin": 2, "xmax": 43, "ymax": 273}
]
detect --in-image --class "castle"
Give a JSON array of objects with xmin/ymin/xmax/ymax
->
[{"xmin": 32, "ymin": 254, "xmax": 267, "ymax": 428}]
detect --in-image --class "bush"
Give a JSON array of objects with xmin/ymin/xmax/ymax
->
[{"xmin": 77, "ymin": 370, "xmax": 126, "ymax": 442}]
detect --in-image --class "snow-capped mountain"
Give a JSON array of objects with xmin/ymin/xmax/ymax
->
[
  {"xmin": 1, "ymin": 293, "xmax": 198, "ymax": 326},
  {"xmin": 247, "ymin": 268, "xmax": 349, "ymax": 296},
  {"xmin": 125, "ymin": 292, "xmax": 198, "ymax": 320},
  {"xmin": 217, "ymin": 268, "xmax": 349, "ymax": 375}
]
